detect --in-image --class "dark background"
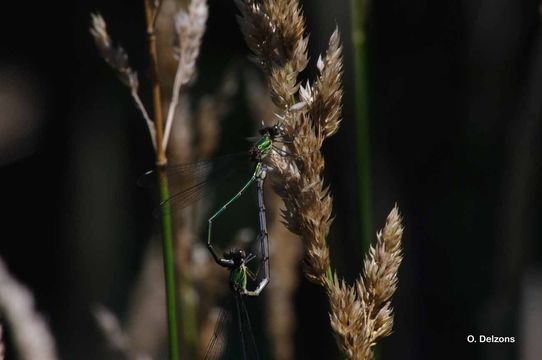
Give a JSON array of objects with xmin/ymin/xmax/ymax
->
[{"xmin": 0, "ymin": 0, "xmax": 541, "ymax": 359}]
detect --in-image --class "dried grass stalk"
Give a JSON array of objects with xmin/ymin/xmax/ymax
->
[
  {"xmin": 236, "ymin": 1, "xmax": 403, "ymax": 358},
  {"xmin": 0, "ymin": 258, "xmax": 58, "ymax": 360},
  {"xmin": 90, "ymin": 13, "xmax": 156, "ymax": 147}
]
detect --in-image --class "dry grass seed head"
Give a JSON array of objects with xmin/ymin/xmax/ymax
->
[
  {"xmin": 267, "ymin": 30, "xmax": 344, "ymax": 285},
  {"xmin": 328, "ymin": 274, "xmax": 372, "ymax": 360},
  {"xmin": 327, "ymin": 206, "xmax": 403, "ymax": 359},
  {"xmin": 236, "ymin": 0, "xmax": 308, "ymax": 110},
  {"xmin": 235, "ymin": 0, "xmax": 282, "ymax": 71},
  {"xmin": 311, "ymin": 28, "xmax": 343, "ymax": 139},
  {"xmin": 90, "ymin": 13, "xmax": 138, "ymax": 91},
  {"xmin": 262, "ymin": 0, "xmax": 307, "ymax": 71},
  {"xmin": 363, "ymin": 205, "xmax": 403, "ymax": 311},
  {"xmin": 271, "ymin": 113, "xmax": 332, "ymax": 286},
  {"xmin": 173, "ymin": 0, "xmax": 208, "ymax": 87}
]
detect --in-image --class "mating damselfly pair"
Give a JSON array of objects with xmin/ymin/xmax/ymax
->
[{"xmin": 141, "ymin": 122, "xmax": 291, "ymax": 359}]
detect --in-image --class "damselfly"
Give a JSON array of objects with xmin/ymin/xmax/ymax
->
[
  {"xmin": 204, "ymin": 248, "xmax": 264, "ymax": 360},
  {"xmin": 141, "ymin": 123, "xmax": 289, "ymax": 289},
  {"xmin": 141, "ymin": 123, "xmax": 290, "ymax": 357}
]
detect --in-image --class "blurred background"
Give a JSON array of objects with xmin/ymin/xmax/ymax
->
[{"xmin": 0, "ymin": 0, "xmax": 541, "ymax": 359}]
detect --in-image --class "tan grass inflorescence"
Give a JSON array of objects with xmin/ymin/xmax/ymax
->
[
  {"xmin": 90, "ymin": 13, "xmax": 156, "ymax": 148},
  {"xmin": 329, "ymin": 206, "xmax": 403, "ymax": 359},
  {"xmin": 163, "ymin": 0, "xmax": 209, "ymax": 149},
  {"xmin": 236, "ymin": 0, "xmax": 403, "ymax": 358}
]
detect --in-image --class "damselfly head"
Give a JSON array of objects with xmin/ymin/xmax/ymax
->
[
  {"xmin": 258, "ymin": 126, "xmax": 271, "ymax": 136},
  {"xmin": 258, "ymin": 124, "xmax": 281, "ymax": 138},
  {"xmin": 224, "ymin": 248, "xmax": 246, "ymax": 265}
]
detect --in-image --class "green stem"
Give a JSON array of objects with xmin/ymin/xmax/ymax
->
[
  {"xmin": 179, "ymin": 273, "xmax": 198, "ymax": 358},
  {"xmin": 143, "ymin": 0, "xmax": 181, "ymax": 358},
  {"xmin": 350, "ymin": 0, "xmax": 372, "ymax": 253},
  {"xmin": 325, "ymin": 265, "xmax": 333, "ymax": 283},
  {"xmin": 351, "ymin": 5, "xmax": 379, "ymax": 360},
  {"xmin": 158, "ymin": 172, "xmax": 180, "ymax": 360}
]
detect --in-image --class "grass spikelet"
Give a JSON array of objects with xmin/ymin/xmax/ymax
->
[
  {"xmin": 90, "ymin": 13, "xmax": 139, "ymax": 92},
  {"xmin": 163, "ymin": 0, "xmax": 209, "ymax": 149},
  {"xmin": 172, "ymin": 0, "xmax": 208, "ymax": 86},
  {"xmin": 328, "ymin": 274, "xmax": 370, "ymax": 359},
  {"xmin": 310, "ymin": 28, "xmax": 343, "ymax": 139},
  {"xmin": 262, "ymin": 0, "xmax": 307, "ymax": 71},
  {"xmin": 235, "ymin": 0, "xmax": 283, "ymax": 71},
  {"xmin": 363, "ymin": 204, "xmax": 403, "ymax": 312},
  {"xmin": 236, "ymin": 0, "xmax": 307, "ymax": 109}
]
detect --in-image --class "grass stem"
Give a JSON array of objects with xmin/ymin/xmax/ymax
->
[
  {"xmin": 350, "ymin": 0, "xmax": 372, "ymax": 254},
  {"xmin": 144, "ymin": 1, "xmax": 180, "ymax": 359}
]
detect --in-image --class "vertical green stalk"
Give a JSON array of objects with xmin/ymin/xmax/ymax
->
[
  {"xmin": 179, "ymin": 276, "xmax": 198, "ymax": 359},
  {"xmin": 351, "ymin": 7, "xmax": 379, "ymax": 360},
  {"xmin": 350, "ymin": 0, "xmax": 372, "ymax": 253},
  {"xmin": 144, "ymin": 1, "xmax": 180, "ymax": 358},
  {"xmin": 326, "ymin": 265, "xmax": 333, "ymax": 283},
  {"xmin": 158, "ymin": 174, "xmax": 180, "ymax": 360}
]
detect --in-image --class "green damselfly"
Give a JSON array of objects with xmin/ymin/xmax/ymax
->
[
  {"xmin": 140, "ymin": 123, "xmax": 290, "ymax": 357},
  {"xmin": 141, "ymin": 123, "xmax": 288, "ymax": 277},
  {"xmin": 204, "ymin": 248, "xmax": 264, "ymax": 360}
]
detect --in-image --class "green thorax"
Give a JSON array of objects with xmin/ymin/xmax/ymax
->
[
  {"xmin": 230, "ymin": 265, "xmax": 248, "ymax": 292},
  {"xmin": 255, "ymin": 134, "xmax": 272, "ymax": 159}
]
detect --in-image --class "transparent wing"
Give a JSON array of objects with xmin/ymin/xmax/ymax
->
[
  {"xmin": 204, "ymin": 308, "xmax": 231, "ymax": 360},
  {"xmin": 137, "ymin": 152, "xmax": 248, "ymax": 188},
  {"xmin": 238, "ymin": 294, "xmax": 259, "ymax": 360},
  {"xmin": 138, "ymin": 153, "xmax": 252, "ymax": 215},
  {"xmin": 205, "ymin": 291, "xmax": 260, "ymax": 360}
]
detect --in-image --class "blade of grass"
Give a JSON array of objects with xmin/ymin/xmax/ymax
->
[
  {"xmin": 143, "ymin": 1, "xmax": 180, "ymax": 359},
  {"xmin": 350, "ymin": 0, "xmax": 372, "ymax": 254}
]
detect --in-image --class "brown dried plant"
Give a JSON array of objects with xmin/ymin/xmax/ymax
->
[
  {"xmin": 236, "ymin": 0, "xmax": 403, "ymax": 358},
  {"xmin": 90, "ymin": 13, "xmax": 156, "ymax": 148}
]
